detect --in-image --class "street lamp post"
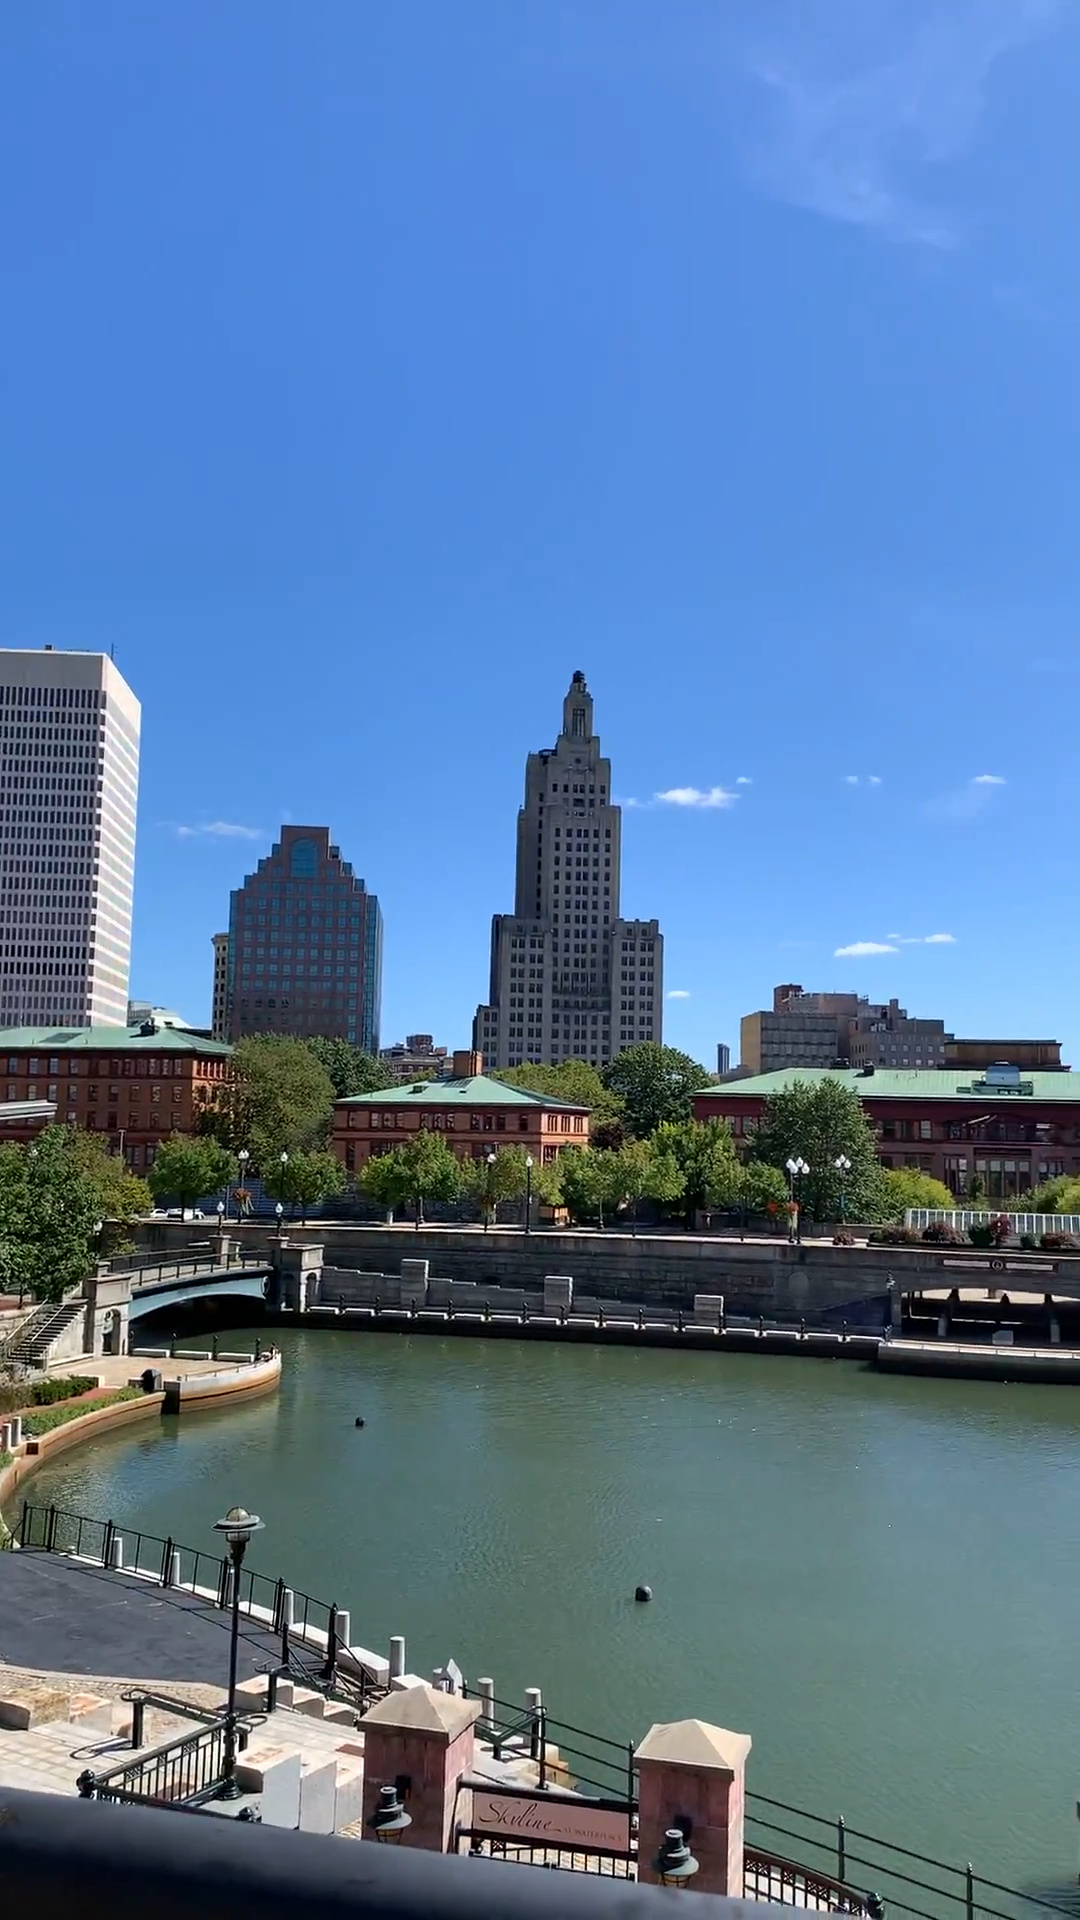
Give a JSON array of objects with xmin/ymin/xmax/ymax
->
[
  {"xmin": 484, "ymin": 1150, "xmax": 497, "ymax": 1233},
  {"xmin": 280, "ymin": 1150, "xmax": 290, "ymax": 1222},
  {"xmin": 524, "ymin": 1153, "xmax": 534, "ymax": 1236},
  {"xmin": 834, "ymin": 1155, "xmax": 852, "ymax": 1224},
  {"xmin": 785, "ymin": 1157, "xmax": 810, "ymax": 1243},
  {"xmin": 212, "ymin": 1505, "xmax": 264, "ymax": 1800},
  {"xmin": 235, "ymin": 1148, "xmax": 249, "ymax": 1224},
  {"xmin": 275, "ymin": 1201, "xmax": 284, "ymax": 1237}
]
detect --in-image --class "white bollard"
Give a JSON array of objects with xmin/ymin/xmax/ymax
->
[
  {"xmin": 107, "ymin": 1534, "xmax": 124, "ymax": 1570},
  {"xmin": 335, "ymin": 1608, "xmax": 350, "ymax": 1651},
  {"xmin": 7, "ymin": 1416, "xmax": 20, "ymax": 1448},
  {"xmin": 525, "ymin": 1686, "xmax": 543, "ymax": 1717},
  {"xmin": 389, "ymin": 1635, "xmax": 406, "ymax": 1681},
  {"xmin": 476, "ymin": 1677, "xmax": 495, "ymax": 1731},
  {"xmin": 165, "ymin": 1550, "xmax": 181, "ymax": 1588}
]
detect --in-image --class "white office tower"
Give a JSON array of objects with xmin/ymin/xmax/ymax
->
[{"xmin": 0, "ymin": 648, "xmax": 141, "ymax": 1029}]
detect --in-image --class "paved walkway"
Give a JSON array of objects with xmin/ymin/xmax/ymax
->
[{"xmin": 0, "ymin": 1551, "xmax": 283, "ymax": 1684}]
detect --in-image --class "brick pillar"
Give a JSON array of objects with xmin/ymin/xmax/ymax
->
[
  {"xmin": 634, "ymin": 1719, "xmax": 751, "ymax": 1896},
  {"xmin": 358, "ymin": 1683, "xmax": 480, "ymax": 1852}
]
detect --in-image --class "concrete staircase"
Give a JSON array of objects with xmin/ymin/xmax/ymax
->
[
  {"xmin": 0, "ymin": 1298, "xmax": 82, "ymax": 1369},
  {"xmin": 0, "ymin": 1671, "xmax": 557, "ymax": 1834}
]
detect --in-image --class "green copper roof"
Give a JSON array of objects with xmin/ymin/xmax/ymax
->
[
  {"xmin": 337, "ymin": 1072, "xmax": 588, "ymax": 1110},
  {"xmin": 701, "ymin": 1067, "xmax": 1080, "ymax": 1103},
  {"xmin": 0, "ymin": 1023, "xmax": 232, "ymax": 1057}
]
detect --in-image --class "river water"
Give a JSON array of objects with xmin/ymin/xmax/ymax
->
[{"xmin": 18, "ymin": 1328, "xmax": 1080, "ymax": 1893}]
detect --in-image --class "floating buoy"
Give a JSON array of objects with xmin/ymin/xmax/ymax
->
[
  {"xmin": 355, "ymin": 1417, "xmax": 365, "ymax": 1429},
  {"xmin": 634, "ymin": 1584, "xmax": 653, "ymax": 1603}
]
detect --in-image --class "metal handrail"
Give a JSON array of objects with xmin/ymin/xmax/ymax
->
[{"xmin": 77, "ymin": 1719, "xmax": 231, "ymax": 1808}]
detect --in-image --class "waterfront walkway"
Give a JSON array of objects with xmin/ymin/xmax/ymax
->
[{"xmin": 0, "ymin": 1550, "xmax": 282, "ymax": 1683}]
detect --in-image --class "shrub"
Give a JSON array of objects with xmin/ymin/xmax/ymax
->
[
  {"xmin": 1040, "ymin": 1232, "xmax": 1079, "ymax": 1253},
  {"xmin": 920, "ymin": 1223, "xmax": 966, "ymax": 1246},
  {"xmin": 21, "ymin": 1387, "xmax": 143, "ymax": 1438},
  {"xmin": 868, "ymin": 1225, "xmax": 922, "ymax": 1246},
  {"xmin": 832, "ymin": 1229, "xmax": 855, "ymax": 1246},
  {"xmin": 967, "ymin": 1224, "xmax": 994, "ymax": 1247},
  {"xmin": 0, "ymin": 1447, "xmax": 11, "ymax": 1472},
  {"xmin": 1020, "ymin": 1233, "xmax": 1038, "ymax": 1250},
  {"xmin": 29, "ymin": 1375, "xmax": 96, "ymax": 1405}
]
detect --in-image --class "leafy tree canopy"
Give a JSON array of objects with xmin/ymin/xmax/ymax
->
[
  {"xmin": 198, "ymin": 1035, "xmax": 335, "ymax": 1168},
  {"xmin": 148, "ymin": 1135, "xmax": 237, "ymax": 1212},
  {"xmin": 67, "ymin": 1131, "xmax": 152, "ymax": 1229},
  {"xmin": 495, "ymin": 1060, "xmax": 625, "ymax": 1145},
  {"xmin": 264, "ymin": 1147, "xmax": 345, "ymax": 1220},
  {"xmin": 601, "ymin": 1043, "xmax": 712, "ymax": 1139},
  {"xmin": 750, "ymin": 1078, "xmax": 882, "ymax": 1221},
  {"xmin": 1010, "ymin": 1174, "xmax": 1080, "ymax": 1215},
  {"xmin": 879, "ymin": 1168, "xmax": 955, "ymax": 1221},
  {"xmin": 0, "ymin": 1127, "xmax": 107, "ymax": 1302},
  {"xmin": 305, "ymin": 1037, "xmax": 393, "ymax": 1100},
  {"xmin": 358, "ymin": 1134, "xmax": 462, "ymax": 1222},
  {"xmin": 459, "ymin": 1143, "xmax": 561, "ymax": 1223},
  {"xmin": 653, "ymin": 1117, "xmax": 741, "ymax": 1222}
]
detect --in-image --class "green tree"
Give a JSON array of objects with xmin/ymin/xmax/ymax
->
[
  {"xmin": 601, "ymin": 1043, "xmax": 712, "ymax": 1139},
  {"xmin": 148, "ymin": 1135, "xmax": 237, "ymax": 1217},
  {"xmin": 879, "ymin": 1168, "xmax": 955, "ymax": 1221},
  {"xmin": 460, "ymin": 1144, "xmax": 561, "ymax": 1227},
  {"xmin": 198, "ymin": 1035, "xmax": 335, "ymax": 1166},
  {"xmin": 495, "ymin": 1061, "xmax": 623, "ymax": 1146},
  {"xmin": 750, "ymin": 1078, "xmax": 882, "ymax": 1221},
  {"xmin": 68, "ymin": 1133, "xmax": 152, "ymax": 1247},
  {"xmin": 1010, "ymin": 1175, "xmax": 1080, "ymax": 1215},
  {"xmin": 0, "ymin": 1143, "xmax": 30, "ymax": 1300},
  {"xmin": 654, "ymin": 1118, "xmax": 741, "ymax": 1224},
  {"xmin": 737, "ymin": 1160, "xmax": 790, "ymax": 1218},
  {"xmin": 602, "ymin": 1138, "xmax": 686, "ymax": 1233},
  {"xmin": 264, "ymin": 1148, "xmax": 346, "ymax": 1224},
  {"xmin": 21, "ymin": 1127, "xmax": 103, "ymax": 1303},
  {"xmin": 555, "ymin": 1147, "xmax": 620, "ymax": 1228},
  {"xmin": 358, "ymin": 1134, "xmax": 461, "ymax": 1226},
  {"xmin": 305, "ymin": 1037, "xmax": 393, "ymax": 1100}
]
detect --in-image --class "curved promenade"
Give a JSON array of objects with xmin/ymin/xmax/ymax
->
[{"xmin": 0, "ymin": 1350, "xmax": 281, "ymax": 1523}]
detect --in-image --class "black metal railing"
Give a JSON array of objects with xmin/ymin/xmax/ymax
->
[
  {"xmin": 464, "ymin": 1687, "xmax": 636, "ymax": 1806},
  {"xmin": 77, "ymin": 1720, "xmax": 230, "ymax": 1808},
  {"xmin": 744, "ymin": 1793, "xmax": 1075, "ymax": 1920},
  {"xmin": 15, "ymin": 1501, "xmax": 385, "ymax": 1718}
]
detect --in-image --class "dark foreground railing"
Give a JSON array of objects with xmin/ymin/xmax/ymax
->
[{"xmin": 0, "ymin": 1789, "xmax": 753, "ymax": 1918}]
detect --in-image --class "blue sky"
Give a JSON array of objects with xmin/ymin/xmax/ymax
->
[{"xmin": 2, "ymin": 0, "xmax": 1079, "ymax": 1065}]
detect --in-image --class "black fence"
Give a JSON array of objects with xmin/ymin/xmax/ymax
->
[
  {"xmin": 14, "ymin": 1501, "xmax": 383, "ymax": 1713},
  {"xmin": 77, "ymin": 1719, "xmax": 230, "ymax": 1808}
]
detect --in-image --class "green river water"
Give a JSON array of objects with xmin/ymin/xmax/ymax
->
[{"xmin": 17, "ymin": 1328, "xmax": 1080, "ymax": 1895}]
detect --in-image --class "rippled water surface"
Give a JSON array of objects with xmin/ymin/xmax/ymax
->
[{"xmin": 20, "ymin": 1329, "xmax": 1080, "ymax": 1891}]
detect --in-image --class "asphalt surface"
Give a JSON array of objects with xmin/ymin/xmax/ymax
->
[{"xmin": 0, "ymin": 1550, "xmax": 284, "ymax": 1684}]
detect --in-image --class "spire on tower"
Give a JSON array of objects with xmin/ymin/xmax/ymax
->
[{"xmin": 562, "ymin": 670, "xmax": 593, "ymax": 743}]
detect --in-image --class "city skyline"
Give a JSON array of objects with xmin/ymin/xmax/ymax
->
[{"xmin": 2, "ymin": 6, "xmax": 1079, "ymax": 1064}]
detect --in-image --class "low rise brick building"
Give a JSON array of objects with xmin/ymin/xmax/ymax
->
[
  {"xmin": 332, "ymin": 1050, "xmax": 590, "ymax": 1174},
  {"xmin": 692, "ymin": 1061, "xmax": 1080, "ymax": 1200},
  {"xmin": 0, "ymin": 1019, "xmax": 231, "ymax": 1170}
]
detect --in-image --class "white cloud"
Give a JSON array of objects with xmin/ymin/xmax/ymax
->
[
  {"xmin": 926, "ymin": 773, "xmax": 1008, "ymax": 821},
  {"xmin": 667, "ymin": 989, "xmax": 691, "ymax": 1000},
  {"xmin": 172, "ymin": 821, "xmax": 264, "ymax": 841},
  {"xmin": 741, "ymin": 0, "xmax": 1066, "ymax": 250},
  {"xmin": 834, "ymin": 940, "xmax": 899, "ymax": 958},
  {"xmin": 869, "ymin": 930, "xmax": 959, "ymax": 947},
  {"xmin": 867, "ymin": 775, "xmax": 883, "ymax": 786},
  {"xmin": 655, "ymin": 785, "xmax": 740, "ymax": 809},
  {"xmin": 844, "ymin": 774, "xmax": 860, "ymax": 785},
  {"xmin": 736, "ymin": 775, "xmax": 753, "ymax": 786},
  {"xmin": 845, "ymin": 774, "xmax": 883, "ymax": 787}
]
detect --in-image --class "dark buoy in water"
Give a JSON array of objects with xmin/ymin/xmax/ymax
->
[
  {"xmin": 634, "ymin": 1584, "xmax": 653, "ymax": 1603},
  {"xmin": 355, "ymin": 1417, "xmax": 365, "ymax": 1429}
]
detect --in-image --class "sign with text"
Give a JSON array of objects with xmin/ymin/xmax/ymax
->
[{"xmin": 470, "ymin": 1790, "xmax": 632, "ymax": 1853}]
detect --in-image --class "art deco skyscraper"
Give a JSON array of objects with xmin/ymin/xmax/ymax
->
[
  {"xmin": 473, "ymin": 672, "xmax": 662, "ymax": 1069},
  {"xmin": 0, "ymin": 647, "xmax": 140, "ymax": 1029}
]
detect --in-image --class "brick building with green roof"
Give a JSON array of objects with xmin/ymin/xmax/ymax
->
[
  {"xmin": 332, "ymin": 1048, "xmax": 590, "ymax": 1174},
  {"xmin": 693, "ymin": 1062, "xmax": 1080, "ymax": 1200},
  {"xmin": 0, "ymin": 1018, "xmax": 231, "ymax": 1168}
]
